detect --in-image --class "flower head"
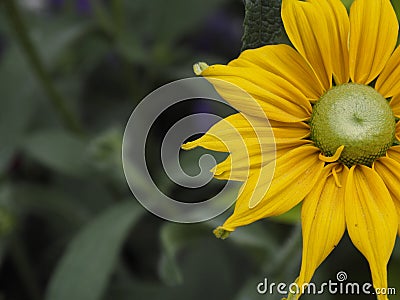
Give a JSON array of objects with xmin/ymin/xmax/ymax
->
[{"xmin": 182, "ymin": 0, "xmax": 400, "ymax": 299}]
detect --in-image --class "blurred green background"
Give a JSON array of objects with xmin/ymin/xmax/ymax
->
[{"xmin": 0, "ymin": 0, "xmax": 399, "ymax": 299}]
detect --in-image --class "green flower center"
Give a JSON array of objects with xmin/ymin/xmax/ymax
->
[{"xmin": 310, "ymin": 83, "xmax": 396, "ymax": 167}]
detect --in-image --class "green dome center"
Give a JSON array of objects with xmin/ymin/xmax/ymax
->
[{"xmin": 310, "ymin": 83, "xmax": 396, "ymax": 167}]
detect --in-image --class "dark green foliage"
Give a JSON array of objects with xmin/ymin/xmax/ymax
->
[
  {"xmin": 0, "ymin": 1, "xmax": 398, "ymax": 300},
  {"xmin": 242, "ymin": 0, "xmax": 284, "ymax": 51}
]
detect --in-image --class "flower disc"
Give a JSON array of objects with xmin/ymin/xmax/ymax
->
[{"xmin": 310, "ymin": 83, "xmax": 396, "ymax": 167}]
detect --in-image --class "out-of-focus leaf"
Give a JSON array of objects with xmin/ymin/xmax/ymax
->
[
  {"xmin": 392, "ymin": 0, "xmax": 400, "ymax": 45},
  {"xmin": 12, "ymin": 183, "xmax": 89, "ymax": 228},
  {"xmin": 45, "ymin": 201, "xmax": 143, "ymax": 300},
  {"xmin": 393, "ymin": 0, "xmax": 400, "ymax": 17},
  {"xmin": 116, "ymin": 32, "xmax": 147, "ymax": 64},
  {"xmin": 32, "ymin": 20, "xmax": 94, "ymax": 68},
  {"xmin": 242, "ymin": 0, "xmax": 284, "ymax": 51},
  {"xmin": 87, "ymin": 128, "xmax": 125, "ymax": 186},
  {"xmin": 22, "ymin": 129, "xmax": 89, "ymax": 177},
  {"xmin": 0, "ymin": 45, "xmax": 37, "ymax": 174}
]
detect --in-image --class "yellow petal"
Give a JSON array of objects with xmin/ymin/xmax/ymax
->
[
  {"xmin": 213, "ymin": 140, "xmax": 311, "ymax": 181},
  {"xmin": 181, "ymin": 113, "xmax": 271, "ymax": 153},
  {"xmin": 182, "ymin": 113, "xmax": 275, "ymax": 179},
  {"xmin": 374, "ymin": 157, "xmax": 400, "ymax": 235},
  {"xmin": 345, "ymin": 165, "xmax": 398, "ymax": 300},
  {"xmin": 389, "ymin": 95, "xmax": 400, "ymax": 118},
  {"xmin": 310, "ymin": 0, "xmax": 350, "ymax": 84},
  {"xmin": 269, "ymin": 120, "xmax": 310, "ymax": 139},
  {"xmin": 201, "ymin": 66, "xmax": 312, "ymax": 122},
  {"xmin": 387, "ymin": 145, "xmax": 400, "ymax": 163},
  {"xmin": 296, "ymin": 164, "xmax": 348, "ymax": 296},
  {"xmin": 217, "ymin": 146, "xmax": 324, "ymax": 232},
  {"xmin": 282, "ymin": 0, "xmax": 349, "ymax": 89},
  {"xmin": 396, "ymin": 121, "xmax": 400, "ymax": 141},
  {"xmin": 349, "ymin": 0, "xmax": 398, "ymax": 84},
  {"xmin": 321, "ymin": 0, "xmax": 350, "ymax": 85},
  {"xmin": 183, "ymin": 113, "xmax": 311, "ymax": 181},
  {"xmin": 214, "ymin": 121, "xmax": 311, "ymax": 180},
  {"xmin": 376, "ymin": 46, "xmax": 400, "ymax": 98},
  {"xmin": 229, "ymin": 44, "xmax": 325, "ymax": 100}
]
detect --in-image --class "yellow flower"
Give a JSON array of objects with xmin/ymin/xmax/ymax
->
[{"xmin": 182, "ymin": 0, "xmax": 400, "ymax": 299}]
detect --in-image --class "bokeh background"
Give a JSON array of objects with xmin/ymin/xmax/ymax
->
[{"xmin": 0, "ymin": 0, "xmax": 399, "ymax": 299}]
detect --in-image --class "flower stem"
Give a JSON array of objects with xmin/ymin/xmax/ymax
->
[
  {"xmin": 4, "ymin": 0, "xmax": 84, "ymax": 135},
  {"xmin": 266, "ymin": 223, "xmax": 302, "ymax": 275},
  {"xmin": 10, "ymin": 236, "xmax": 42, "ymax": 300}
]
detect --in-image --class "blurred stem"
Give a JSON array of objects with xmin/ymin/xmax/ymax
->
[
  {"xmin": 4, "ymin": 0, "xmax": 83, "ymax": 135},
  {"xmin": 266, "ymin": 224, "xmax": 302, "ymax": 275},
  {"xmin": 10, "ymin": 236, "xmax": 42, "ymax": 300},
  {"xmin": 112, "ymin": 0, "xmax": 124, "ymax": 37}
]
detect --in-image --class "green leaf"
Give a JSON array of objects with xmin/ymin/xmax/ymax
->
[
  {"xmin": 242, "ymin": 0, "xmax": 284, "ymax": 51},
  {"xmin": 45, "ymin": 201, "xmax": 143, "ymax": 300},
  {"xmin": 12, "ymin": 183, "xmax": 89, "ymax": 228},
  {"xmin": 22, "ymin": 129, "xmax": 89, "ymax": 177}
]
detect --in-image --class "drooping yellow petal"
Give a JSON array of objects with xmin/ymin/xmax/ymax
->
[
  {"xmin": 181, "ymin": 113, "xmax": 269, "ymax": 153},
  {"xmin": 213, "ymin": 119, "xmax": 309, "ymax": 193},
  {"xmin": 216, "ymin": 146, "xmax": 324, "ymax": 232},
  {"xmin": 228, "ymin": 44, "xmax": 325, "ymax": 100},
  {"xmin": 389, "ymin": 95, "xmax": 400, "ymax": 118},
  {"xmin": 349, "ymin": 0, "xmax": 398, "ymax": 84},
  {"xmin": 295, "ymin": 164, "xmax": 348, "ymax": 298},
  {"xmin": 183, "ymin": 113, "xmax": 311, "ymax": 181},
  {"xmin": 345, "ymin": 165, "xmax": 398, "ymax": 300},
  {"xmin": 212, "ymin": 120, "xmax": 311, "ymax": 180},
  {"xmin": 213, "ymin": 140, "xmax": 311, "ymax": 181},
  {"xmin": 374, "ymin": 157, "xmax": 400, "ymax": 235},
  {"xmin": 201, "ymin": 66, "xmax": 312, "ymax": 122},
  {"xmin": 376, "ymin": 46, "xmax": 400, "ymax": 98},
  {"xmin": 282, "ymin": 0, "xmax": 331, "ymax": 89},
  {"xmin": 387, "ymin": 145, "xmax": 400, "ymax": 163},
  {"xmin": 182, "ymin": 113, "xmax": 275, "ymax": 180}
]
